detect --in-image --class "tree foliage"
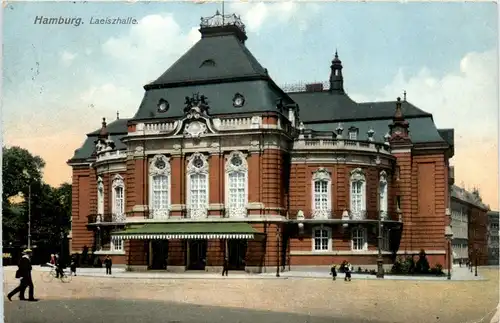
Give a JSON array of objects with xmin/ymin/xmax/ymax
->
[{"xmin": 2, "ymin": 146, "xmax": 71, "ymax": 251}]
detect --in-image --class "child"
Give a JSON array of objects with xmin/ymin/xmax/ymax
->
[
  {"xmin": 70, "ymin": 258, "xmax": 77, "ymax": 276},
  {"xmin": 330, "ymin": 264, "xmax": 337, "ymax": 281}
]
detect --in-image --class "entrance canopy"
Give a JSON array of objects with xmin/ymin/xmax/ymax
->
[{"xmin": 111, "ymin": 222, "xmax": 262, "ymax": 240}]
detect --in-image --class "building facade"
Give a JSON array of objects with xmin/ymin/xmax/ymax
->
[
  {"xmin": 487, "ymin": 211, "xmax": 499, "ymax": 265},
  {"xmin": 450, "ymin": 185, "xmax": 489, "ymax": 265},
  {"xmin": 67, "ymin": 13, "xmax": 456, "ymax": 272}
]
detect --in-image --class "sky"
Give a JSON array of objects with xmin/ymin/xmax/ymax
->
[{"xmin": 2, "ymin": 1, "xmax": 499, "ymax": 208}]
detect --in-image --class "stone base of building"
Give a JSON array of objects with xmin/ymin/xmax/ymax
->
[{"xmin": 126, "ymin": 265, "xmax": 148, "ymax": 272}]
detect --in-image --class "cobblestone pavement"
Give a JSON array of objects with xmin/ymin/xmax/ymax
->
[{"xmin": 3, "ymin": 268, "xmax": 499, "ymax": 323}]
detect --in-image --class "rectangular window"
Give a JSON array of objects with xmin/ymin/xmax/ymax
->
[
  {"xmin": 351, "ymin": 181, "xmax": 363, "ymax": 212},
  {"xmin": 396, "ymin": 196, "xmax": 401, "ymax": 210},
  {"xmin": 189, "ymin": 173, "xmax": 208, "ymax": 209},
  {"xmin": 152, "ymin": 175, "xmax": 169, "ymax": 210},
  {"xmin": 228, "ymin": 172, "xmax": 245, "ymax": 208},
  {"xmin": 313, "ymin": 181, "xmax": 329, "ymax": 210},
  {"xmin": 352, "ymin": 228, "xmax": 366, "ymax": 251},
  {"xmin": 349, "ymin": 131, "xmax": 357, "ymax": 140},
  {"xmin": 112, "ymin": 238, "xmax": 123, "ymax": 251},
  {"xmin": 114, "ymin": 187, "xmax": 124, "ymax": 215},
  {"xmin": 313, "ymin": 228, "xmax": 330, "ymax": 251}
]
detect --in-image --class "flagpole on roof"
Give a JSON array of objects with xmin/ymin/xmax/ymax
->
[{"xmin": 222, "ymin": 0, "xmax": 224, "ymax": 24}]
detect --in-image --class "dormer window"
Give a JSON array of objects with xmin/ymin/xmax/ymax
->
[
  {"xmin": 348, "ymin": 127, "xmax": 358, "ymax": 140},
  {"xmin": 200, "ymin": 59, "xmax": 216, "ymax": 67}
]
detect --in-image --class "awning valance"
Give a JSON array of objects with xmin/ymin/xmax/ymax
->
[{"xmin": 111, "ymin": 222, "xmax": 261, "ymax": 240}]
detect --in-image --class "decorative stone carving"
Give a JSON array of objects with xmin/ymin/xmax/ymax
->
[
  {"xmin": 184, "ymin": 121, "xmax": 207, "ymax": 138},
  {"xmin": 189, "ymin": 208, "xmax": 208, "ymax": 219},
  {"xmin": 112, "ymin": 174, "xmax": 124, "ymax": 189},
  {"xmin": 312, "ymin": 167, "xmax": 331, "ymax": 181},
  {"xmin": 97, "ymin": 177, "xmax": 104, "ymax": 215},
  {"xmin": 135, "ymin": 145, "xmax": 144, "ymax": 153},
  {"xmin": 187, "ymin": 153, "xmax": 209, "ymax": 174},
  {"xmin": 296, "ymin": 210, "xmax": 305, "ymax": 220},
  {"xmin": 157, "ymin": 98, "xmax": 169, "ymax": 113},
  {"xmin": 336, "ymin": 123, "xmax": 344, "ymax": 137},
  {"xmin": 350, "ymin": 168, "xmax": 365, "ymax": 182},
  {"xmin": 184, "ymin": 93, "xmax": 210, "ymax": 115},
  {"xmin": 312, "ymin": 209, "xmax": 331, "ymax": 219},
  {"xmin": 225, "ymin": 151, "xmax": 248, "ymax": 173},
  {"xmin": 150, "ymin": 155, "xmax": 171, "ymax": 176},
  {"xmin": 367, "ymin": 128, "xmax": 375, "ymax": 141},
  {"xmin": 379, "ymin": 170, "xmax": 387, "ymax": 183},
  {"xmin": 232, "ymin": 93, "xmax": 245, "ymax": 107},
  {"xmin": 249, "ymin": 140, "xmax": 260, "ymax": 152}
]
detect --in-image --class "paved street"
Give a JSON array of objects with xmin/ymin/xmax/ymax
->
[{"xmin": 4, "ymin": 267, "xmax": 499, "ymax": 323}]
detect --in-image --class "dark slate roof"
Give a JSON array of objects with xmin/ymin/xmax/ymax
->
[
  {"xmin": 147, "ymin": 34, "xmax": 267, "ymax": 87},
  {"xmin": 69, "ymin": 119, "xmax": 129, "ymax": 162},
  {"xmin": 289, "ymin": 91, "xmax": 431, "ymax": 122},
  {"xmin": 306, "ymin": 116, "xmax": 446, "ymax": 144},
  {"xmin": 133, "ymin": 80, "xmax": 293, "ymax": 120},
  {"xmin": 438, "ymin": 128, "xmax": 454, "ymax": 147}
]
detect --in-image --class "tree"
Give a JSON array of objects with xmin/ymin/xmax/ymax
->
[{"xmin": 2, "ymin": 146, "xmax": 44, "ymax": 202}]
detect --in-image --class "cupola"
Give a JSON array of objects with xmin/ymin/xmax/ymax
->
[
  {"xmin": 199, "ymin": 10, "xmax": 247, "ymax": 44},
  {"xmin": 329, "ymin": 50, "xmax": 344, "ymax": 94}
]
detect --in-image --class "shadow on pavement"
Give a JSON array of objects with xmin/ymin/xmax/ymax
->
[{"xmin": 4, "ymin": 298, "xmax": 395, "ymax": 323}]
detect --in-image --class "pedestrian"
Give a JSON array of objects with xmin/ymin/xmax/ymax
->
[
  {"xmin": 330, "ymin": 264, "xmax": 337, "ymax": 281},
  {"xmin": 344, "ymin": 262, "xmax": 352, "ymax": 282},
  {"xmin": 7, "ymin": 249, "xmax": 37, "ymax": 302},
  {"xmin": 55, "ymin": 254, "xmax": 64, "ymax": 278},
  {"xmin": 222, "ymin": 257, "xmax": 229, "ymax": 276},
  {"xmin": 49, "ymin": 254, "xmax": 55, "ymax": 266},
  {"xmin": 70, "ymin": 256, "xmax": 77, "ymax": 276},
  {"xmin": 458, "ymin": 259, "xmax": 462, "ymax": 268},
  {"xmin": 104, "ymin": 255, "xmax": 112, "ymax": 275}
]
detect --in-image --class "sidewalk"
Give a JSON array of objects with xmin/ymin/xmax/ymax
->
[{"xmin": 3, "ymin": 265, "xmax": 488, "ymax": 281}]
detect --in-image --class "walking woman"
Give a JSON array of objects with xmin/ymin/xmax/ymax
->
[
  {"xmin": 344, "ymin": 262, "xmax": 352, "ymax": 282},
  {"xmin": 330, "ymin": 264, "xmax": 337, "ymax": 281}
]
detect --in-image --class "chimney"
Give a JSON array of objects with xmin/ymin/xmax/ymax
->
[{"xmin": 305, "ymin": 83, "xmax": 324, "ymax": 92}]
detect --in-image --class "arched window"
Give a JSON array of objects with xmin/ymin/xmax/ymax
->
[
  {"xmin": 112, "ymin": 174, "xmax": 125, "ymax": 222},
  {"xmin": 350, "ymin": 168, "xmax": 366, "ymax": 220},
  {"xmin": 97, "ymin": 177, "xmax": 104, "ymax": 216},
  {"xmin": 225, "ymin": 151, "xmax": 248, "ymax": 218},
  {"xmin": 149, "ymin": 155, "xmax": 171, "ymax": 219},
  {"xmin": 311, "ymin": 168, "xmax": 332, "ymax": 219},
  {"xmin": 351, "ymin": 227, "xmax": 367, "ymax": 251},
  {"xmin": 187, "ymin": 153, "xmax": 209, "ymax": 219},
  {"xmin": 312, "ymin": 225, "xmax": 332, "ymax": 252},
  {"xmin": 379, "ymin": 171, "xmax": 388, "ymax": 220}
]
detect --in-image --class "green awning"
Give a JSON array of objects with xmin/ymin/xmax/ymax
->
[{"xmin": 111, "ymin": 222, "xmax": 261, "ymax": 240}]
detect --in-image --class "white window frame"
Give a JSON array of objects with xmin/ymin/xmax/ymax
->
[
  {"xmin": 187, "ymin": 152, "xmax": 209, "ymax": 219},
  {"xmin": 111, "ymin": 237, "xmax": 124, "ymax": 252},
  {"xmin": 225, "ymin": 151, "xmax": 248, "ymax": 218},
  {"xmin": 351, "ymin": 226, "xmax": 368, "ymax": 251},
  {"xmin": 379, "ymin": 171, "xmax": 388, "ymax": 220},
  {"xmin": 111, "ymin": 174, "xmax": 125, "ymax": 222},
  {"xmin": 312, "ymin": 225, "xmax": 332, "ymax": 252},
  {"xmin": 149, "ymin": 154, "xmax": 171, "ymax": 219},
  {"xmin": 348, "ymin": 130, "xmax": 358, "ymax": 140},
  {"xmin": 97, "ymin": 176, "xmax": 104, "ymax": 216},
  {"xmin": 311, "ymin": 168, "xmax": 332, "ymax": 219},
  {"xmin": 350, "ymin": 168, "xmax": 366, "ymax": 220}
]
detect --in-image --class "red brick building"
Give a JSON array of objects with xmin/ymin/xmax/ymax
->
[{"xmin": 67, "ymin": 13, "xmax": 455, "ymax": 272}]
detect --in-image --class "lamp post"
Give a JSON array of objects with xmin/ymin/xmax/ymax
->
[
  {"xmin": 28, "ymin": 183, "xmax": 31, "ymax": 250},
  {"xmin": 445, "ymin": 231, "xmax": 453, "ymax": 280},
  {"xmin": 475, "ymin": 248, "xmax": 478, "ymax": 277},
  {"xmin": 375, "ymin": 147, "xmax": 384, "ymax": 279},
  {"xmin": 276, "ymin": 227, "xmax": 280, "ymax": 277}
]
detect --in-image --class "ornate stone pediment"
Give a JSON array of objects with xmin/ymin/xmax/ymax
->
[{"xmin": 172, "ymin": 93, "xmax": 218, "ymax": 138}]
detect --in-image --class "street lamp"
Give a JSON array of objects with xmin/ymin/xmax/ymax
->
[
  {"xmin": 445, "ymin": 229, "xmax": 453, "ymax": 280},
  {"xmin": 375, "ymin": 147, "xmax": 384, "ymax": 279},
  {"xmin": 276, "ymin": 227, "xmax": 280, "ymax": 277},
  {"xmin": 475, "ymin": 248, "xmax": 478, "ymax": 277},
  {"xmin": 23, "ymin": 170, "xmax": 32, "ymax": 250}
]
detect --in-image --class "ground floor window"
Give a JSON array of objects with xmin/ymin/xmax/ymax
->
[
  {"xmin": 312, "ymin": 226, "xmax": 331, "ymax": 251},
  {"xmin": 112, "ymin": 238, "xmax": 124, "ymax": 252},
  {"xmin": 95, "ymin": 230, "xmax": 124, "ymax": 253},
  {"xmin": 351, "ymin": 227, "xmax": 367, "ymax": 251}
]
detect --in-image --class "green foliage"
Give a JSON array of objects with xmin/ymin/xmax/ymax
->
[
  {"xmin": 391, "ymin": 255, "xmax": 415, "ymax": 274},
  {"xmin": 2, "ymin": 146, "xmax": 71, "ymax": 252},
  {"xmin": 430, "ymin": 263, "xmax": 445, "ymax": 276}
]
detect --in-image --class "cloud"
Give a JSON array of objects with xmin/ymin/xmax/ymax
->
[
  {"xmin": 350, "ymin": 49, "xmax": 498, "ymax": 207},
  {"xmin": 61, "ymin": 50, "xmax": 77, "ymax": 66},
  {"xmin": 102, "ymin": 13, "xmax": 200, "ymax": 84},
  {"xmin": 229, "ymin": 1, "xmax": 319, "ymax": 32}
]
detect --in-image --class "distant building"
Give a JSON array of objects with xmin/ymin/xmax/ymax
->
[
  {"xmin": 487, "ymin": 211, "xmax": 499, "ymax": 265},
  {"xmin": 67, "ymin": 12, "xmax": 456, "ymax": 272},
  {"xmin": 450, "ymin": 186, "xmax": 489, "ymax": 265}
]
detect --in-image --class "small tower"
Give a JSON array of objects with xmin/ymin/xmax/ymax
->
[
  {"xmin": 388, "ymin": 97, "xmax": 411, "ymax": 145},
  {"xmin": 329, "ymin": 50, "xmax": 344, "ymax": 94},
  {"xmin": 95, "ymin": 118, "xmax": 109, "ymax": 153}
]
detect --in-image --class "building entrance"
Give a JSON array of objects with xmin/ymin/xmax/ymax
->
[
  {"xmin": 228, "ymin": 239, "xmax": 247, "ymax": 270},
  {"xmin": 150, "ymin": 240, "xmax": 169, "ymax": 270},
  {"xmin": 187, "ymin": 240, "xmax": 207, "ymax": 270}
]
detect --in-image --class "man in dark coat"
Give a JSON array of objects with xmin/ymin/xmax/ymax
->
[
  {"xmin": 7, "ymin": 249, "xmax": 37, "ymax": 301},
  {"xmin": 222, "ymin": 257, "xmax": 229, "ymax": 276},
  {"xmin": 104, "ymin": 255, "xmax": 112, "ymax": 275}
]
